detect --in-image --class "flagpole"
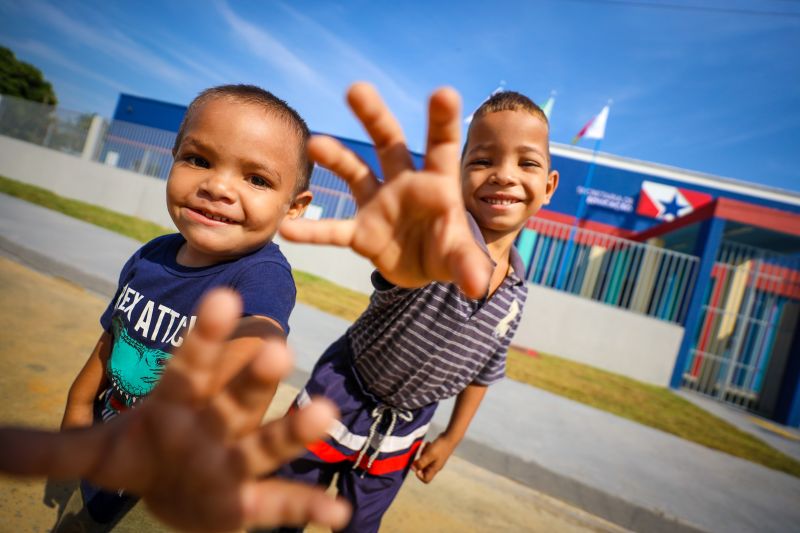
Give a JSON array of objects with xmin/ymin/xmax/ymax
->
[
  {"xmin": 554, "ymin": 97, "xmax": 612, "ymax": 290},
  {"xmin": 574, "ymin": 138, "xmax": 602, "ymax": 224},
  {"xmin": 554, "ymin": 137, "xmax": 604, "ymax": 291}
]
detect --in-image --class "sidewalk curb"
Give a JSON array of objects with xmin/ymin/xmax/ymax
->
[{"xmin": 0, "ymin": 234, "xmax": 117, "ymax": 298}]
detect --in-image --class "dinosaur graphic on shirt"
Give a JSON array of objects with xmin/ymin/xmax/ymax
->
[{"xmin": 107, "ymin": 315, "xmax": 171, "ymax": 407}]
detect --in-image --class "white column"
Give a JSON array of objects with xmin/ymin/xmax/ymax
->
[{"xmin": 81, "ymin": 114, "xmax": 107, "ymax": 161}]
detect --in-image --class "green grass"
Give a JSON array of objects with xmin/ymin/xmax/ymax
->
[
  {"xmin": 294, "ymin": 270, "xmax": 369, "ymax": 322},
  {"xmin": 0, "ymin": 175, "xmax": 171, "ymax": 243},
  {"xmin": 506, "ymin": 347, "xmax": 800, "ymax": 478},
  {"xmin": 2, "ymin": 174, "xmax": 799, "ymax": 478}
]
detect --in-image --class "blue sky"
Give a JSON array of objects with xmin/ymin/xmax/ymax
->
[{"xmin": 1, "ymin": 0, "xmax": 799, "ymax": 193}]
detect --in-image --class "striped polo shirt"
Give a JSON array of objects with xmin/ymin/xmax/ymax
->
[{"xmin": 348, "ymin": 216, "xmax": 528, "ymax": 411}]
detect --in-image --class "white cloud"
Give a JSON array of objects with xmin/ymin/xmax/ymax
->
[
  {"xmin": 144, "ymin": 38, "xmax": 237, "ymax": 87},
  {"xmin": 214, "ymin": 0, "xmax": 328, "ymax": 91},
  {"xmin": 6, "ymin": 37, "xmax": 132, "ymax": 95},
  {"xmin": 703, "ymin": 115, "xmax": 800, "ymax": 150},
  {"xmin": 48, "ymin": 76, "xmax": 117, "ymax": 115},
  {"xmin": 276, "ymin": 1, "xmax": 421, "ymax": 113},
  {"xmin": 23, "ymin": 0, "xmax": 194, "ymax": 88}
]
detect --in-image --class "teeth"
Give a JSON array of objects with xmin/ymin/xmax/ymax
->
[
  {"xmin": 485, "ymin": 198, "xmax": 516, "ymax": 205},
  {"xmin": 203, "ymin": 211, "xmax": 232, "ymax": 223}
]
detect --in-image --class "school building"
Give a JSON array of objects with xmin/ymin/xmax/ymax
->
[{"xmin": 2, "ymin": 91, "xmax": 799, "ymax": 428}]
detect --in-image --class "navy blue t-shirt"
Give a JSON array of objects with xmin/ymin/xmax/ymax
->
[{"xmin": 98, "ymin": 233, "xmax": 295, "ymax": 413}]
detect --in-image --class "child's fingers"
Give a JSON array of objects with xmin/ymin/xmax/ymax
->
[
  {"xmin": 241, "ymin": 478, "xmax": 351, "ymax": 530},
  {"xmin": 0, "ymin": 426, "xmax": 106, "ymax": 480},
  {"xmin": 412, "ymin": 449, "xmax": 435, "ymax": 474},
  {"xmin": 234, "ymin": 397, "xmax": 338, "ymax": 477},
  {"xmin": 414, "ymin": 463, "xmax": 436, "ymax": 484},
  {"xmin": 423, "ymin": 87, "xmax": 462, "ymax": 179},
  {"xmin": 209, "ymin": 338, "xmax": 294, "ymax": 439},
  {"xmin": 347, "ymin": 82, "xmax": 414, "ymax": 180},
  {"xmin": 155, "ymin": 289, "xmax": 242, "ymax": 405},
  {"xmin": 308, "ymin": 135, "xmax": 379, "ymax": 205},
  {"xmin": 280, "ymin": 219, "xmax": 356, "ymax": 247},
  {"xmin": 413, "ymin": 451, "xmax": 441, "ymax": 484}
]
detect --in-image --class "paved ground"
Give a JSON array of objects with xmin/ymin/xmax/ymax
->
[
  {"xmin": 0, "ymin": 257, "xmax": 625, "ymax": 533},
  {"xmin": 3, "ymin": 193, "xmax": 800, "ymax": 533}
]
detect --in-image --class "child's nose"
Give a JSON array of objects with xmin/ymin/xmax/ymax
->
[
  {"xmin": 200, "ymin": 172, "xmax": 236, "ymax": 202},
  {"xmin": 489, "ymin": 172, "xmax": 515, "ymax": 185}
]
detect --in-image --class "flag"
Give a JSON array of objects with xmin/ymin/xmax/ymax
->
[
  {"xmin": 571, "ymin": 105, "xmax": 610, "ymax": 144},
  {"xmin": 636, "ymin": 181, "xmax": 713, "ymax": 222},
  {"xmin": 464, "ymin": 83, "xmax": 505, "ymax": 125},
  {"xmin": 540, "ymin": 92, "xmax": 555, "ymax": 120}
]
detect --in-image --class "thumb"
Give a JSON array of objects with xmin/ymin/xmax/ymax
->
[
  {"xmin": 448, "ymin": 240, "xmax": 492, "ymax": 300},
  {"xmin": 413, "ymin": 448, "xmax": 435, "ymax": 472},
  {"xmin": 0, "ymin": 425, "xmax": 106, "ymax": 479}
]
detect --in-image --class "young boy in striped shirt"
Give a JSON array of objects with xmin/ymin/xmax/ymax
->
[{"xmin": 275, "ymin": 82, "xmax": 559, "ymax": 532}]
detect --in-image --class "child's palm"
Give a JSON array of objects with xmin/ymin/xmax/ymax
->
[
  {"xmin": 0, "ymin": 290, "xmax": 350, "ymax": 532},
  {"xmin": 281, "ymin": 83, "xmax": 492, "ymax": 299}
]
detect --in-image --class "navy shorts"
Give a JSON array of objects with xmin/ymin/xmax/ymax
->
[{"xmin": 275, "ymin": 335, "xmax": 438, "ymax": 533}]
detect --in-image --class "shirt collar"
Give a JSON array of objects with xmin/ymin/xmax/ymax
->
[{"xmin": 507, "ymin": 246, "xmax": 526, "ymax": 286}]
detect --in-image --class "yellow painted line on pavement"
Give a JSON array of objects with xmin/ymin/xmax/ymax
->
[{"xmin": 748, "ymin": 417, "xmax": 800, "ymax": 442}]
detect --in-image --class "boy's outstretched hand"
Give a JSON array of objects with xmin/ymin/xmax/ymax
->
[
  {"xmin": 280, "ymin": 82, "xmax": 493, "ymax": 300},
  {"xmin": 0, "ymin": 290, "xmax": 351, "ymax": 533}
]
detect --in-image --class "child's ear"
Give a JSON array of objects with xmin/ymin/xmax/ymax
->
[
  {"xmin": 286, "ymin": 190, "xmax": 314, "ymax": 219},
  {"xmin": 543, "ymin": 170, "xmax": 559, "ymax": 205}
]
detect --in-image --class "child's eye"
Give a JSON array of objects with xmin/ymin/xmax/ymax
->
[
  {"xmin": 468, "ymin": 158, "xmax": 491, "ymax": 167},
  {"xmin": 520, "ymin": 159, "xmax": 542, "ymax": 169},
  {"xmin": 247, "ymin": 175, "xmax": 271, "ymax": 189},
  {"xmin": 185, "ymin": 155, "xmax": 210, "ymax": 168}
]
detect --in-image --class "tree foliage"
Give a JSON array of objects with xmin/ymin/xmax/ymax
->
[{"xmin": 0, "ymin": 46, "xmax": 57, "ymax": 105}]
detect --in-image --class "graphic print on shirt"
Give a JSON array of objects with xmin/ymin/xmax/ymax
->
[
  {"xmin": 107, "ymin": 315, "xmax": 171, "ymax": 406},
  {"xmin": 494, "ymin": 298, "xmax": 520, "ymax": 338}
]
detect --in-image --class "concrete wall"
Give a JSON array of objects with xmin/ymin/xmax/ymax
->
[
  {"xmin": 273, "ymin": 238, "xmax": 375, "ymax": 294},
  {"xmin": 512, "ymin": 284, "xmax": 684, "ymax": 386},
  {"xmin": 0, "ymin": 134, "xmax": 683, "ymax": 384},
  {"xmin": 0, "ymin": 135, "xmax": 175, "ymax": 229}
]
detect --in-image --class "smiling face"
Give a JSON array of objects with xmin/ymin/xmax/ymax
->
[
  {"xmin": 461, "ymin": 110, "xmax": 559, "ymax": 241},
  {"xmin": 167, "ymin": 97, "xmax": 312, "ymax": 267}
]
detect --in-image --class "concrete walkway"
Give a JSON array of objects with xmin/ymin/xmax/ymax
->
[{"xmin": 2, "ymin": 193, "xmax": 800, "ymax": 533}]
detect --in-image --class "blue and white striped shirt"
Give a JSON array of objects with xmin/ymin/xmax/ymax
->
[{"xmin": 348, "ymin": 217, "xmax": 528, "ymax": 410}]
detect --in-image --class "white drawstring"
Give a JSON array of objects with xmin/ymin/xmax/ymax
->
[{"xmin": 353, "ymin": 405, "xmax": 413, "ymax": 477}]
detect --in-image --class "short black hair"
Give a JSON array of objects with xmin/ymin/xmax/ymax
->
[
  {"xmin": 173, "ymin": 84, "xmax": 313, "ymax": 194},
  {"xmin": 464, "ymin": 90, "xmax": 551, "ymax": 167}
]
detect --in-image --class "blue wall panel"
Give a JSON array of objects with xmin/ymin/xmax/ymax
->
[{"xmin": 113, "ymin": 94, "xmax": 188, "ymax": 132}]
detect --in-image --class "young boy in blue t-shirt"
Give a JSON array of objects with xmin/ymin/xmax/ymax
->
[
  {"xmin": 55, "ymin": 84, "xmax": 314, "ymax": 529},
  {"xmin": 273, "ymin": 84, "xmax": 559, "ymax": 532}
]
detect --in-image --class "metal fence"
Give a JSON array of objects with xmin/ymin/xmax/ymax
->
[
  {"xmin": 681, "ymin": 241, "xmax": 800, "ymax": 410},
  {"xmin": 519, "ymin": 218, "xmax": 700, "ymax": 324},
  {"xmin": 0, "ymin": 94, "xmax": 94, "ymax": 156},
  {"xmin": 97, "ymin": 120, "xmax": 176, "ymax": 179},
  {"xmin": 307, "ymin": 166, "xmax": 358, "ymax": 219}
]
